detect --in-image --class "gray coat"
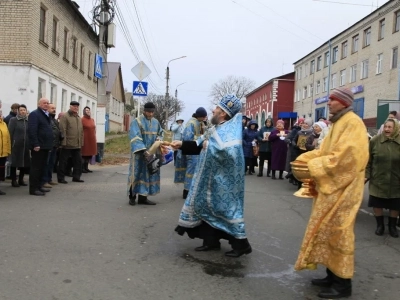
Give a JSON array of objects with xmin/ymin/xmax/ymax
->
[{"xmin": 8, "ymin": 116, "xmax": 30, "ymax": 168}]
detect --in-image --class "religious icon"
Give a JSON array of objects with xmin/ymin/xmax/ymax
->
[{"xmin": 297, "ymin": 135, "xmax": 307, "ymax": 151}]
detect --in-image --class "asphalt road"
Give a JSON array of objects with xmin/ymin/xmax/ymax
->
[{"xmin": 0, "ymin": 163, "xmax": 399, "ymax": 300}]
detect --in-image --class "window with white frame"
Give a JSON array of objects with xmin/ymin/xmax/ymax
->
[
  {"xmin": 331, "ymin": 73, "xmax": 337, "ymax": 89},
  {"xmin": 376, "ymin": 53, "xmax": 383, "ymax": 74},
  {"xmin": 63, "ymin": 28, "xmax": 69, "ymax": 60},
  {"xmin": 71, "ymin": 93, "xmax": 76, "ymax": 103},
  {"xmin": 361, "ymin": 59, "xmax": 369, "ymax": 79},
  {"xmin": 340, "ymin": 69, "xmax": 346, "ymax": 86},
  {"xmin": 392, "ymin": 47, "xmax": 398, "ymax": 69},
  {"xmin": 308, "ymin": 83, "xmax": 313, "ymax": 97},
  {"xmin": 52, "ymin": 17, "xmax": 59, "ymax": 51},
  {"xmin": 379, "ymin": 19, "xmax": 385, "ymax": 40},
  {"xmin": 350, "ymin": 64, "xmax": 357, "ymax": 82},
  {"xmin": 324, "ymin": 51, "xmax": 330, "ymax": 67},
  {"xmin": 62, "ymin": 89, "xmax": 67, "ymax": 112},
  {"xmin": 316, "ymin": 80, "xmax": 321, "ymax": 94},
  {"xmin": 317, "ymin": 56, "xmax": 322, "ymax": 71},
  {"xmin": 299, "ymin": 66, "xmax": 302, "ymax": 80},
  {"xmin": 304, "ymin": 63, "xmax": 308, "ymax": 77},
  {"xmin": 352, "ymin": 35, "xmax": 359, "ymax": 53},
  {"xmin": 323, "ymin": 77, "xmax": 328, "ymax": 92},
  {"xmin": 303, "ymin": 86, "xmax": 307, "ymax": 99},
  {"xmin": 363, "ymin": 27, "xmax": 371, "ymax": 47},
  {"xmin": 38, "ymin": 78, "xmax": 46, "ymax": 101},
  {"xmin": 341, "ymin": 41, "xmax": 348, "ymax": 59},
  {"xmin": 80, "ymin": 44, "xmax": 85, "ymax": 72},
  {"xmin": 50, "ymin": 83, "xmax": 57, "ymax": 103},
  {"xmin": 332, "ymin": 46, "xmax": 338, "ymax": 63},
  {"xmin": 72, "ymin": 37, "xmax": 78, "ymax": 66},
  {"xmin": 395, "ymin": 10, "xmax": 400, "ymax": 32},
  {"xmin": 310, "ymin": 60, "xmax": 315, "ymax": 74}
]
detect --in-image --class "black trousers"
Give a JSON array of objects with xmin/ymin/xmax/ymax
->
[
  {"xmin": 58, "ymin": 148, "xmax": 82, "ymax": 181},
  {"xmin": 29, "ymin": 149, "xmax": 49, "ymax": 193}
]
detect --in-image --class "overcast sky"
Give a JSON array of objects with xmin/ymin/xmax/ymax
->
[{"xmin": 75, "ymin": 0, "xmax": 389, "ymax": 123}]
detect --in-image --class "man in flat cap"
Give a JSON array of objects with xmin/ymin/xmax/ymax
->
[
  {"xmin": 294, "ymin": 87, "xmax": 369, "ymax": 298},
  {"xmin": 57, "ymin": 101, "xmax": 84, "ymax": 184},
  {"xmin": 174, "ymin": 107, "xmax": 207, "ymax": 199},
  {"xmin": 172, "ymin": 94, "xmax": 252, "ymax": 258},
  {"xmin": 128, "ymin": 102, "xmax": 163, "ymax": 205}
]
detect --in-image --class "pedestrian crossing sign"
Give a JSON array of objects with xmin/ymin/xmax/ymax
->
[
  {"xmin": 94, "ymin": 54, "xmax": 103, "ymax": 79},
  {"xmin": 132, "ymin": 81, "xmax": 148, "ymax": 96}
]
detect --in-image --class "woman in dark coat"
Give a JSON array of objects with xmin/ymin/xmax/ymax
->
[
  {"xmin": 257, "ymin": 118, "xmax": 274, "ymax": 177},
  {"xmin": 242, "ymin": 120, "xmax": 258, "ymax": 175},
  {"xmin": 81, "ymin": 107, "xmax": 97, "ymax": 173},
  {"xmin": 8, "ymin": 104, "xmax": 30, "ymax": 187},
  {"xmin": 268, "ymin": 119, "xmax": 289, "ymax": 180}
]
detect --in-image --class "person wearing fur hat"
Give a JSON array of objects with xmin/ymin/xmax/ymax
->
[
  {"xmin": 172, "ymin": 94, "xmax": 252, "ymax": 258},
  {"xmin": 294, "ymin": 87, "xmax": 369, "ymax": 299},
  {"xmin": 175, "ymin": 107, "xmax": 207, "ymax": 200},
  {"xmin": 128, "ymin": 102, "xmax": 163, "ymax": 206}
]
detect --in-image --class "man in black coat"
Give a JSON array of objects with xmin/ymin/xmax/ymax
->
[
  {"xmin": 4, "ymin": 103, "xmax": 19, "ymax": 125},
  {"xmin": 27, "ymin": 98, "xmax": 54, "ymax": 196}
]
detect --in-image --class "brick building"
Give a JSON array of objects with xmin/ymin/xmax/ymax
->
[
  {"xmin": 0, "ymin": 0, "xmax": 99, "ymax": 117},
  {"xmin": 293, "ymin": 0, "xmax": 400, "ymax": 128},
  {"xmin": 245, "ymin": 72, "xmax": 296, "ymax": 129}
]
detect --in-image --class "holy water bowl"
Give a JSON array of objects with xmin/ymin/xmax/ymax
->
[{"xmin": 290, "ymin": 160, "xmax": 316, "ymax": 198}]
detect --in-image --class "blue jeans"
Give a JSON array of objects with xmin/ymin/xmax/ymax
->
[{"xmin": 41, "ymin": 147, "xmax": 57, "ymax": 184}]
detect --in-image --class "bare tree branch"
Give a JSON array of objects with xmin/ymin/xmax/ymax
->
[{"xmin": 209, "ymin": 75, "xmax": 255, "ymax": 106}]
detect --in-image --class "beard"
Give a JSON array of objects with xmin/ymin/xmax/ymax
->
[{"xmin": 211, "ymin": 115, "xmax": 219, "ymax": 125}]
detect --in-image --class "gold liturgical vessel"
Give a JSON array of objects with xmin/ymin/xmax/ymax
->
[{"xmin": 290, "ymin": 161, "xmax": 316, "ymax": 198}]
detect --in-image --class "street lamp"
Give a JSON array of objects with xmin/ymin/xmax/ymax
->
[
  {"xmin": 174, "ymin": 82, "xmax": 186, "ymax": 120},
  {"xmin": 165, "ymin": 56, "xmax": 186, "ymax": 129}
]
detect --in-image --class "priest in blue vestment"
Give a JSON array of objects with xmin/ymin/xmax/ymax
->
[
  {"xmin": 127, "ymin": 102, "xmax": 163, "ymax": 206},
  {"xmin": 172, "ymin": 95, "xmax": 252, "ymax": 258}
]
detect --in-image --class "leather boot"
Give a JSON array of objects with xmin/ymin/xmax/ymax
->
[
  {"xmin": 138, "ymin": 195, "xmax": 156, "ymax": 205},
  {"xmin": 318, "ymin": 273, "xmax": 351, "ymax": 299},
  {"xmin": 374, "ymin": 216, "xmax": 384, "ymax": 236},
  {"xmin": 11, "ymin": 180, "xmax": 20, "ymax": 187},
  {"xmin": 278, "ymin": 170, "xmax": 284, "ymax": 180},
  {"xmin": 311, "ymin": 268, "xmax": 334, "ymax": 287},
  {"xmin": 85, "ymin": 162, "xmax": 93, "ymax": 173},
  {"xmin": 18, "ymin": 172, "xmax": 27, "ymax": 186},
  {"xmin": 271, "ymin": 171, "xmax": 276, "ymax": 179},
  {"xmin": 388, "ymin": 217, "xmax": 399, "ymax": 238},
  {"xmin": 82, "ymin": 163, "xmax": 88, "ymax": 173}
]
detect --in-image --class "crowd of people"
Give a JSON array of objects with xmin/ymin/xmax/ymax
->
[
  {"xmin": 127, "ymin": 87, "xmax": 400, "ymax": 299},
  {"xmin": 0, "ymin": 98, "xmax": 97, "ymax": 196}
]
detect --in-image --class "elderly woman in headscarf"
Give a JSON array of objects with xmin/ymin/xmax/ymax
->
[
  {"xmin": 365, "ymin": 118, "xmax": 400, "ymax": 238},
  {"xmin": 268, "ymin": 119, "xmax": 289, "ymax": 179},
  {"xmin": 257, "ymin": 118, "xmax": 274, "ymax": 177},
  {"xmin": 0, "ymin": 110, "xmax": 11, "ymax": 195},
  {"xmin": 8, "ymin": 104, "xmax": 30, "ymax": 187},
  {"xmin": 242, "ymin": 120, "xmax": 259, "ymax": 175},
  {"xmin": 81, "ymin": 106, "xmax": 97, "ymax": 173},
  {"xmin": 305, "ymin": 121, "xmax": 327, "ymax": 151}
]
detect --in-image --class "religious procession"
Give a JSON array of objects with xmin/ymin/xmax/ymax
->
[{"xmin": 127, "ymin": 86, "xmax": 400, "ymax": 299}]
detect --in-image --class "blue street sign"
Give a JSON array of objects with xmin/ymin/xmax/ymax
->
[
  {"xmin": 132, "ymin": 81, "xmax": 148, "ymax": 96},
  {"xmin": 94, "ymin": 54, "xmax": 103, "ymax": 79}
]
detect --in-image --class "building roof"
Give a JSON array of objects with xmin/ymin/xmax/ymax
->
[
  {"xmin": 66, "ymin": 1, "xmax": 98, "ymax": 39},
  {"xmin": 245, "ymin": 72, "xmax": 295, "ymax": 98},
  {"xmin": 293, "ymin": 0, "xmax": 395, "ymax": 65}
]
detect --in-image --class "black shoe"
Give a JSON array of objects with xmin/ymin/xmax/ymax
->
[
  {"xmin": 317, "ymin": 286, "xmax": 352, "ymax": 299},
  {"xmin": 311, "ymin": 276, "xmax": 333, "ymax": 287},
  {"xmin": 86, "ymin": 169, "xmax": 93, "ymax": 173},
  {"xmin": 72, "ymin": 179, "xmax": 84, "ymax": 182},
  {"xmin": 129, "ymin": 194, "xmax": 136, "ymax": 206},
  {"xmin": 183, "ymin": 189, "xmax": 189, "ymax": 199},
  {"xmin": 30, "ymin": 190, "xmax": 45, "ymax": 196},
  {"xmin": 138, "ymin": 197, "xmax": 156, "ymax": 205},
  {"xmin": 256, "ymin": 173, "xmax": 263, "ymax": 177},
  {"xmin": 225, "ymin": 246, "xmax": 252, "ymax": 257},
  {"xmin": 11, "ymin": 180, "xmax": 20, "ymax": 187},
  {"xmin": 39, "ymin": 188, "xmax": 50, "ymax": 193},
  {"xmin": 375, "ymin": 216, "xmax": 385, "ymax": 236},
  {"xmin": 18, "ymin": 180, "xmax": 27, "ymax": 186},
  {"xmin": 82, "ymin": 169, "xmax": 88, "ymax": 173},
  {"xmin": 58, "ymin": 180, "xmax": 68, "ymax": 184},
  {"xmin": 279, "ymin": 177, "xmax": 284, "ymax": 180},
  {"xmin": 388, "ymin": 217, "xmax": 399, "ymax": 238},
  {"xmin": 194, "ymin": 245, "xmax": 221, "ymax": 252},
  {"xmin": 0, "ymin": 190, "xmax": 6, "ymax": 195}
]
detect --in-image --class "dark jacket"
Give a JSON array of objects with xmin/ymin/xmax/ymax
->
[
  {"xmin": 4, "ymin": 111, "xmax": 17, "ymax": 125},
  {"xmin": 242, "ymin": 120, "xmax": 259, "ymax": 158},
  {"xmin": 27, "ymin": 108, "xmax": 53, "ymax": 150},
  {"xmin": 50, "ymin": 114, "xmax": 61, "ymax": 148},
  {"xmin": 257, "ymin": 118, "xmax": 274, "ymax": 152},
  {"xmin": 8, "ymin": 116, "xmax": 30, "ymax": 167},
  {"xmin": 305, "ymin": 131, "xmax": 320, "ymax": 151}
]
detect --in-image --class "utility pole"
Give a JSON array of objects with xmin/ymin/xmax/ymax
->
[{"xmin": 93, "ymin": 0, "xmax": 115, "ymax": 161}]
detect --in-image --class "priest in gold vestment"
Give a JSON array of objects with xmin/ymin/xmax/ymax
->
[{"xmin": 294, "ymin": 87, "xmax": 369, "ymax": 299}]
